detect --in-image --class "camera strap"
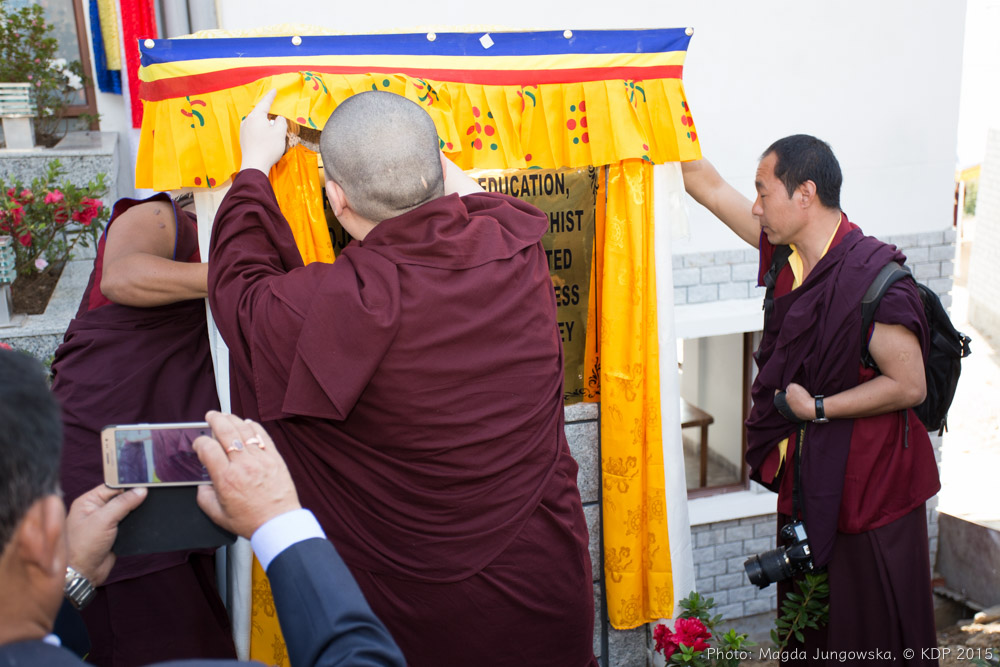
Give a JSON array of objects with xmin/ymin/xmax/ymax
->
[{"xmin": 792, "ymin": 422, "xmax": 806, "ymax": 524}]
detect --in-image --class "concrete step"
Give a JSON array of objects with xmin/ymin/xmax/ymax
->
[{"xmin": 936, "ymin": 511, "xmax": 1000, "ymax": 610}]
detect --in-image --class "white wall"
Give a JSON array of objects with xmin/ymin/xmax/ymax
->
[
  {"xmin": 213, "ymin": 1, "xmax": 966, "ymax": 254},
  {"xmin": 958, "ymin": 0, "xmax": 1000, "ymax": 168}
]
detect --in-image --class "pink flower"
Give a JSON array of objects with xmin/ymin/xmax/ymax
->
[
  {"xmin": 19, "ymin": 189, "xmax": 32, "ymax": 201},
  {"xmin": 34, "ymin": 257, "xmax": 48, "ymax": 271},
  {"xmin": 44, "ymin": 190, "xmax": 63, "ymax": 204}
]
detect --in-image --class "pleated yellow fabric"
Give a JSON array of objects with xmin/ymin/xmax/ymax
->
[
  {"xmin": 135, "ymin": 74, "xmax": 700, "ymax": 190},
  {"xmin": 268, "ymin": 144, "xmax": 335, "ymax": 265},
  {"xmin": 600, "ymin": 160, "xmax": 673, "ymax": 628}
]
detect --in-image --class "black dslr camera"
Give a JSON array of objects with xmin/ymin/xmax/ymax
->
[{"xmin": 743, "ymin": 521, "xmax": 814, "ymax": 589}]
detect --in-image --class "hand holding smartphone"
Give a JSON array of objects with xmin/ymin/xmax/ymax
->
[{"xmin": 101, "ymin": 422, "xmax": 212, "ymax": 488}]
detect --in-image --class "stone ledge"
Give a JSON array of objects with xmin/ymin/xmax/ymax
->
[{"xmin": 0, "ymin": 258, "xmax": 90, "ymax": 358}]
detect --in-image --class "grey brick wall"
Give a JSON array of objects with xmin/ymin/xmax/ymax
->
[
  {"xmin": 672, "ymin": 229, "xmax": 956, "ymax": 310},
  {"xmin": 691, "ymin": 516, "xmax": 779, "ymax": 620},
  {"xmin": 672, "ymin": 248, "xmax": 760, "ymax": 306}
]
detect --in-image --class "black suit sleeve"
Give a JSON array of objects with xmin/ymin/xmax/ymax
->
[{"xmin": 266, "ymin": 538, "xmax": 405, "ymax": 667}]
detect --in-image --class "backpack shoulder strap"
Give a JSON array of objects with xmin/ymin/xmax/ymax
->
[
  {"xmin": 861, "ymin": 261, "xmax": 912, "ymax": 367},
  {"xmin": 762, "ymin": 244, "xmax": 792, "ymax": 330}
]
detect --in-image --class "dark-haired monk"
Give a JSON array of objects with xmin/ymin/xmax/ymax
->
[
  {"xmin": 682, "ymin": 137, "xmax": 940, "ymax": 666},
  {"xmin": 208, "ymin": 90, "xmax": 597, "ymax": 666},
  {"xmin": 50, "ymin": 195, "xmax": 234, "ymax": 665}
]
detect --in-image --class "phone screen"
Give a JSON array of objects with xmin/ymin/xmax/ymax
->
[{"xmin": 110, "ymin": 425, "xmax": 212, "ymax": 486}]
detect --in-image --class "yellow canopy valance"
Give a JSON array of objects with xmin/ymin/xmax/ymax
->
[{"xmin": 136, "ymin": 29, "xmax": 701, "ymax": 189}]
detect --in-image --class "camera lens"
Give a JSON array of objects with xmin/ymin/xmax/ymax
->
[{"xmin": 744, "ymin": 547, "xmax": 792, "ymax": 589}]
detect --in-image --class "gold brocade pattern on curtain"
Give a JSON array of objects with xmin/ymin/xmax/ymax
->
[{"xmin": 599, "ymin": 160, "xmax": 673, "ymax": 628}]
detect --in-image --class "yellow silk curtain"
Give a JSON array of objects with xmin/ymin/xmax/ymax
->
[
  {"xmin": 269, "ymin": 145, "xmax": 335, "ymax": 265},
  {"xmin": 599, "ymin": 160, "xmax": 672, "ymax": 627}
]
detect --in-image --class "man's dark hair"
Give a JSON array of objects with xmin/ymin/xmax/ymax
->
[
  {"xmin": 320, "ymin": 91, "xmax": 445, "ymax": 223},
  {"xmin": 761, "ymin": 134, "xmax": 842, "ymax": 209},
  {"xmin": 0, "ymin": 349, "xmax": 62, "ymax": 549}
]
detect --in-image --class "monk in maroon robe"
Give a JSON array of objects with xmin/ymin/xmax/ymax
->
[
  {"xmin": 208, "ymin": 90, "xmax": 596, "ymax": 666},
  {"xmin": 152, "ymin": 428, "xmax": 210, "ymax": 483},
  {"xmin": 50, "ymin": 195, "xmax": 235, "ymax": 666},
  {"xmin": 683, "ymin": 136, "xmax": 939, "ymax": 666}
]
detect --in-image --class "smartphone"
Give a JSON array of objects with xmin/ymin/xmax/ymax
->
[{"xmin": 101, "ymin": 422, "xmax": 213, "ymax": 488}]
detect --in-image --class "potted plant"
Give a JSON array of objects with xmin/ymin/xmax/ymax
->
[{"xmin": 0, "ymin": 160, "xmax": 108, "ymax": 314}]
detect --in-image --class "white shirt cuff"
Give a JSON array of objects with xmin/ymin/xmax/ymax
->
[{"xmin": 250, "ymin": 509, "xmax": 326, "ymax": 572}]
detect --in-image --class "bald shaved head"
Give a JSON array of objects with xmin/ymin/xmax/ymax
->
[{"xmin": 320, "ymin": 92, "xmax": 445, "ymax": 223}]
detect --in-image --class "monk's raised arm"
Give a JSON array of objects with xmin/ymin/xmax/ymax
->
[
  {"xmin": 681, "ymin": 158, "xmax": 760, "ymax": 248},
  {"xmin": 101, "ymin": 200, "xmax": 208, "ymax": 307}
]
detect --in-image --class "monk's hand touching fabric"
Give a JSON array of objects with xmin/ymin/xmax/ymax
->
[
  {"xmin": 779, "ymin": 382, "xmax": 816, "ymax": 421},
  {"xmin": 240, "ymin": 88, "xmax": 288, "ymax": 174},
  {"xmin": 193, "ymin": 411, "xmax": 301, "ymax": 538}
]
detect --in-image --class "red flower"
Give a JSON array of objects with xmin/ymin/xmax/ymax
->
[
  {"xmin": 18, "ymin": 231, "xmax": 32, "ymax": 247},
  {"xmin": 71, "ymin": 198, "xmax": 102, "ymax": 227},
  {"xmin": 44, "ymin": 190, "xmax": 64, "ymax": 204},
  {"xmin": 19, "ymin": 188, "xmax": 32, "ymax": 202},
  {"xmin": 9, "ymin": 206, "xmax": 24, "ymax": 227},
  {"xmin": 0, "ymin": 342, "xmax": 12, "ymax": 351},
  {"xmin": 653, "ymin": 623, "xmax": 679, "ymax": 660},
  {"xmin": 653, "ymin": 617, "xmax": 712, "ymax": 660},
  {"xmin": 674, "ymin": 617, "xmax": 712, "ymax": 652}
]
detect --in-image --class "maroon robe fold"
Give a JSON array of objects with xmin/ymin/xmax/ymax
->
[
  {"xmin": 50, "ymin": 194, "xmax": 233, "ymax": 666},
  {"xmin": 209, "ymin": 169, "xmax": 596, "ymax": 666}
]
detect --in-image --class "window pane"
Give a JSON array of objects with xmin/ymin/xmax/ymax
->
[
  {"xmin": 9, "ymin": 0, "xmax": 87, "ymax": 105},
  {"xmin": 680, "ymin": 333, "xmax": 748, "ymax": 491}
]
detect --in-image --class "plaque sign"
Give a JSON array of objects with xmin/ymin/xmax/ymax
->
[{"xmin": 324, "ymin": 166, "xmax": 598, "ymax": 404}]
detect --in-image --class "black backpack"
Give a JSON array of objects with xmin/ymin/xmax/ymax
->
[
  {"xmin": 860, "ymin": 261, "xmax": 971, "ymax": 434},
  {"xmin": 763, "ymin": 246, "xmax": 972, "ymax": 434}
]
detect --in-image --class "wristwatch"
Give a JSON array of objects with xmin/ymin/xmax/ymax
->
[
  {"xmin": 812, "ymin": 395, "xmax": 830, "ymax": 424},
  {"xmin": 64, "ymin": 565, "xmax": 96, "ymax": 610}
]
